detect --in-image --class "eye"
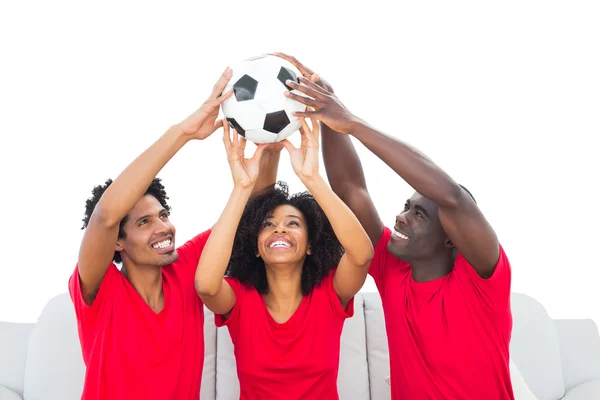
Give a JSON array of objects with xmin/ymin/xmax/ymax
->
[
  {"xmin": 160, "ymin": 212, "xmax": 169, "ymax": 219},
  {"xmin": 416, "ymin": 211, "xmax": 424, "ymax": 219},
  {"xmin": 288, "ymin": 221, "xmax": 299, "ymax": 226},
  {"xmin": 403, "ymin": 203, "xmax": 409, "ymax": 212},
  {"xmin": 138, "ymin": 219, "xmax": 148, "ymax": 226},
  {"xmin": 262, "ymin": 220, "xmax": 274, "ymax": 228}
]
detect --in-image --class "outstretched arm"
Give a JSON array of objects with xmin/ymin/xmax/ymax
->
[
  {"xmin": 282, "ymin": 119, "xmax": 373, "ymax": 307},
  {"xmin": 287, "ymin": 77, "xmax": 499, "ymax": 278},
  {"xmin": 195, "ymin": 122, "xmax": 266, "ymax": 315},
  {"xmin": 78, "ymin": 68, "xmax": 233, "ymax": 305},
  {"xmin": 271, "ymin": 53, "xmax": 383, "ymax": 245}
]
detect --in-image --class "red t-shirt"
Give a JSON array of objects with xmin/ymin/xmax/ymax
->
[
  {"xmin": 68, "ymin": 230, "xmax": 211, "ymax": 400},
  {"xmin": 215, "ymin": 269, "xmax": 353, "ymax": 400},
  {"xmin": 370, "ymin": 227, "xmax": 514, "ymax": 400}
]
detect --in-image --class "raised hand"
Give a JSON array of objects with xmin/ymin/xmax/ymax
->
[
  {"xmin": 281, "ymin": 116, "xmax": 320, "ymax": 181},
  {"xmin": 221, "ymin": 120, "xmax": 267, "ymax": 189},
  {"xmin": 179, "ymin": 67, "xmax": 234, "ymax": 140},
  {"xmin": 284, "ymin": 77, "xmax": 360, "ymax": 135},
  {"xmin": 271, "ymin": 52, "xmax": 334, "ymax": 93}
]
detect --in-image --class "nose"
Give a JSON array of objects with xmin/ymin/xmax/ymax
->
[
  {"xmin": 273, "ymin": 221, "xmax": 287, "ymax": 234},
  {"xmin": 395, "ymin": 212, "xmax": 409, "ymax": 227},
  {"xmin": 154, "ymin": 218, "xmax": 171, "ymax": 235}
]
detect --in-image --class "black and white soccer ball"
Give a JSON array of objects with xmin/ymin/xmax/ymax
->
[{"xmin": 221, "ymin": 55, "xmax": 306, "ymax": 144}]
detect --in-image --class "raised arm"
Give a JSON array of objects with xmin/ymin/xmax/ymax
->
[
  {"xmin": 77, "ymin": 68, "xmax": 233, "ymax": 305},
  {"xmin": 195, "ymin": 122, "xmax": 266, "ymax": 315},
  {"xmin": 287, "ymin": 77, "xmax": 499, "ymax": 278},
  {"xmin": 282, "ymin": 118, "xmax": 373, "ymax": 307},
  {"xmin": 271, "ymin": 53, "xmax": 383, "ymax": 245}
]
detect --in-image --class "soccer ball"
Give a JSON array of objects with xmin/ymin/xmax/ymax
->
[{"xmin": 221, "ymin": 55, "xmax": 306, "ymax": 144}]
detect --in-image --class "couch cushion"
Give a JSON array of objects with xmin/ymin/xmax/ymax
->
[
  {"xmin": 362, "ymin": 292, "xmax": 391, "ymax": 400},
  {"xmin": 216, "ymin": 324, "xmax": 239, "ymax": 399},
  {"xmin": 0, "ymin": 322, "xmax": 34, "ymax": 396},
  {"xmin": 554, "ymin": 319, "xmax": 600, "ymax": 391},
  {"xmin": 0, "ymin": 385, "xmax": 23, "ymax": 400},
  {"xmin": 510, "ymin": 293, "xmax": 565, "ymax": 400},
  {"xmin": 510, "ymin": 358, "xmax": 538, "ymax": 400},
  {"xmin": 201, "ymin": 307, "xmax": 217, "ymax": 400},
  {"xmin": 23, "ymin": 293, "xmax": 86, "ymax": 400},
  {"xmin": 337, "ymin": 293, "xmax": 370, "ymax": 399},
  {"xmin": 560, "ymin": 380, "xmax": 600, "ymax": 400}
]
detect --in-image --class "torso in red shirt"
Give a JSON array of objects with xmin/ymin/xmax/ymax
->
[
  {"xmin": 68, "ymin": 230, "xmax": 210, "ymax": 400},
  {"xmin": 370, "ymin": 227, "xmax": 514, "ymax": 400},
  {"xmin": 215, "ymin": 269, "xmax": 353, "ymax": 400}
]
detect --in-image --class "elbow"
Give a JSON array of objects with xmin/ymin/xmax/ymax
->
[
  {"xmin": 195, "ymin": 277, "xmax": 220, "ymax": 298},
  {"xmin": 439, "ymin": 184, "xmax": 468, "ymax": 209},
  {"xmin": 349, "ymin": 245, "xmax": 374, "ymax": 270},
  {"xmin": 90, "ymin": 206, "xmax": 122, "ymax": 229}
]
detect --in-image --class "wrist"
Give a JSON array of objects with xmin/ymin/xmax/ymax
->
[{"xmin": 300, "ymin": 174, "xmax": 326, "ymax": 190}]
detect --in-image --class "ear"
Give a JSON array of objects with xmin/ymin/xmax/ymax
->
[
  {"xmin": 444, "ymin": 237, "xmax": 455, "ymax": 249},
  {"xmin": 115, "ymin": 240, "xmax": 124, "ymax": 252},
  {"xmin": 306, "ymin": 244, "xmax": 312, "ymax": 256}
]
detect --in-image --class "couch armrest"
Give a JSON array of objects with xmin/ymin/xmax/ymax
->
[
  {"xmin": 555, "ymin": 319, "xmax": 600, "ymax": 391},
  {"xmin": 0, "ymin": 322, "xmax": 34, "ymax": 396},
  {"xmin": 561, "ymin": 380, "xmax": 600, "ymax": 400},
  {"xmin": 0, "ymin": 385, "xmax": 24, "ymax": 400}
]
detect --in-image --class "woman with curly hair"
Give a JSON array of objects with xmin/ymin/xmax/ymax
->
[{"xmin": 195, "ymin": 116, "xmax": 374, "ymax": 400}]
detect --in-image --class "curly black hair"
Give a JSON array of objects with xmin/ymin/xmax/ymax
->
[
  {"xmin": 81, "ymin": 178, "xmax": 171, "ymax": 263},
  {"xmin": 227, "ymin": 181, "xmax": 344, "ymax": 296}
]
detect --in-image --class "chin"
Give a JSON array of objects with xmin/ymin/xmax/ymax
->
[{"xmin": 158, "ymin": 251, "xmax": 179, "ymax": 266}]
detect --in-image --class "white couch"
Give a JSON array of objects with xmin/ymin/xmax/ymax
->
[{"xmin": 1, "ymin": 292, "xmax": 600, "ymax": 399}]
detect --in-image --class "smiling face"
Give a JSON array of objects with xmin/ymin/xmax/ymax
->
[
  {"xmin": 257, "ymin": 204, "xmax": 311, "ymax": 266},
  {"xmin": 387, "ymin": 192, "xmax": 449, "ymax": 262},
  {"xmin": 116, "ymin": 194, "xmax": 178, "ymax": 268}
]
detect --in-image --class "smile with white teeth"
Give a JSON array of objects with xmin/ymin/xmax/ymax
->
[
  {"xmin": 152, "ymin": 239, "xmax": 171, "ymax": 249},
  {"xmin": 393, "ymin": 230, "xmax": 409, "ymax": 240},
  {"xmin": 269, "ymin": 240, "xmax": 291, "ymax": 249}
]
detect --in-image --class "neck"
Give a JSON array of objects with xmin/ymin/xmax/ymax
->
[
  {"xmin": 408, "ymin": 252, "xmax": 455, "ymax": 282},
  {"xmin": 263, "ymin": 263, "xmax": 304, "ymax": 309},
  {"xmin": 122, "ymin": 263, "xmax": 164, "ymax": 310}
]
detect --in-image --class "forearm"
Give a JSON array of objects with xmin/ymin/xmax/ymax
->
[
  {"xmin": 252, "ymin": 150, "xmax": 280, "ymax": 195},
  {"xmin": 351, "ymin": 121, "xmax": 461, "ymax": 208},
  {"xmin": 303, "ymin": 176, "xmax": 373, "ymax": 265},
  {"xmin": 96, "ymin": 124, "xmax": 190, "ymax": 225},
  {"xmin": 195, "ymin": 186, "xmax": 253, "ymax": 295},
  {"xmin": 321, "ymin": 123, "xmax": 368, "ymax": 195}
]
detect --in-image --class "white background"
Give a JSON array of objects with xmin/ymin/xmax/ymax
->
[{"xmin": 0, "ymin": 0, "xmax": 598, "ymax": 324}]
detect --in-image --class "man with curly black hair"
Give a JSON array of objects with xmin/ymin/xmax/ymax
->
[
  {"xmin": 195, "ymin": 117, "xmax": 374, "ymax": 399},
  {"xmin": 69, "ymin": 68, "xmax": 283, "ymax": 400},
  {"xmin": 277, "ymin": 53, "xmax": 514, "ymax": 400}
]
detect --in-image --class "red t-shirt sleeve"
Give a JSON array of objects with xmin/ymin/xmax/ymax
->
[
  {"xmin": 174, "ymin": 229, "xmax": 211, "ymax": 276},
  {"xmin": 325, "ymin": 269, "xmax": 354, "ymax": 319},
  {"xmin": 214, "ymin": 276, "xmax": 244, "ymax": 328},
  {"xmin": 453, "ymin": 244, "xmax": 512, "ymax": 312},
  {"xmin": 368, "ymin": 226, "xmax": 393, "ymax": 292},
  {"xmin": 68, "ymin": 263, "xmax": 120, "ymax": 326}
]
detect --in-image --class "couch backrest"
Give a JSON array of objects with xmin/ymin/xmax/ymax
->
[
  {"xmin": 23, "ymin": 293, "xmax": 85, "ymax": 400},
  {"xmin": 509, "ymin": 292, "xmax": 565, "ymax": 400},
  {"xmin": 0, "ymin": 321, "xmax": 34, "ymax": 395},
  {"xmin": 362, "ymin": 292, "xmax": 391, "ymax": 399}
]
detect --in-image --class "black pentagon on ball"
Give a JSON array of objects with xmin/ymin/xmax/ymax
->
[
  {"xmin": 277, "ymin": 67, "xmax": 299, "ymax": 91},
  {"xmin": 263, "ymin": 110, "xmax": 290, "ymax": 134},
  {"xmin": 227, "ymin": 118, "xmax": 246, "ymax": 137},
  {"xmin": 233, "ymin": 74, "xmax": 258, "ymax": 102}
]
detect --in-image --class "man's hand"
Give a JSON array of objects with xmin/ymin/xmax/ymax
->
[
  {"xmin": 284, "ymin": 77, "xmax": 360, "ymax": 135},
  {"xmin": 271, "ymin": 52, "xmax": 334, "ymax": 93},
  {"xmin": 179, "ymin": 67, "xmax": 234, "ymax": 140}
]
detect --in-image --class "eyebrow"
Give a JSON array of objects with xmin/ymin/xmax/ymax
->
[
  {"xmin": 414, "ymin": 204, "xmax": 429, "ymax": 218},
  {"xmin": 135, "ymin": 209, "xmax": 167, "ymax": 224},
  {"xmin": 265, "ymin": 214, "xmax": 302, "ymax": 220}
]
